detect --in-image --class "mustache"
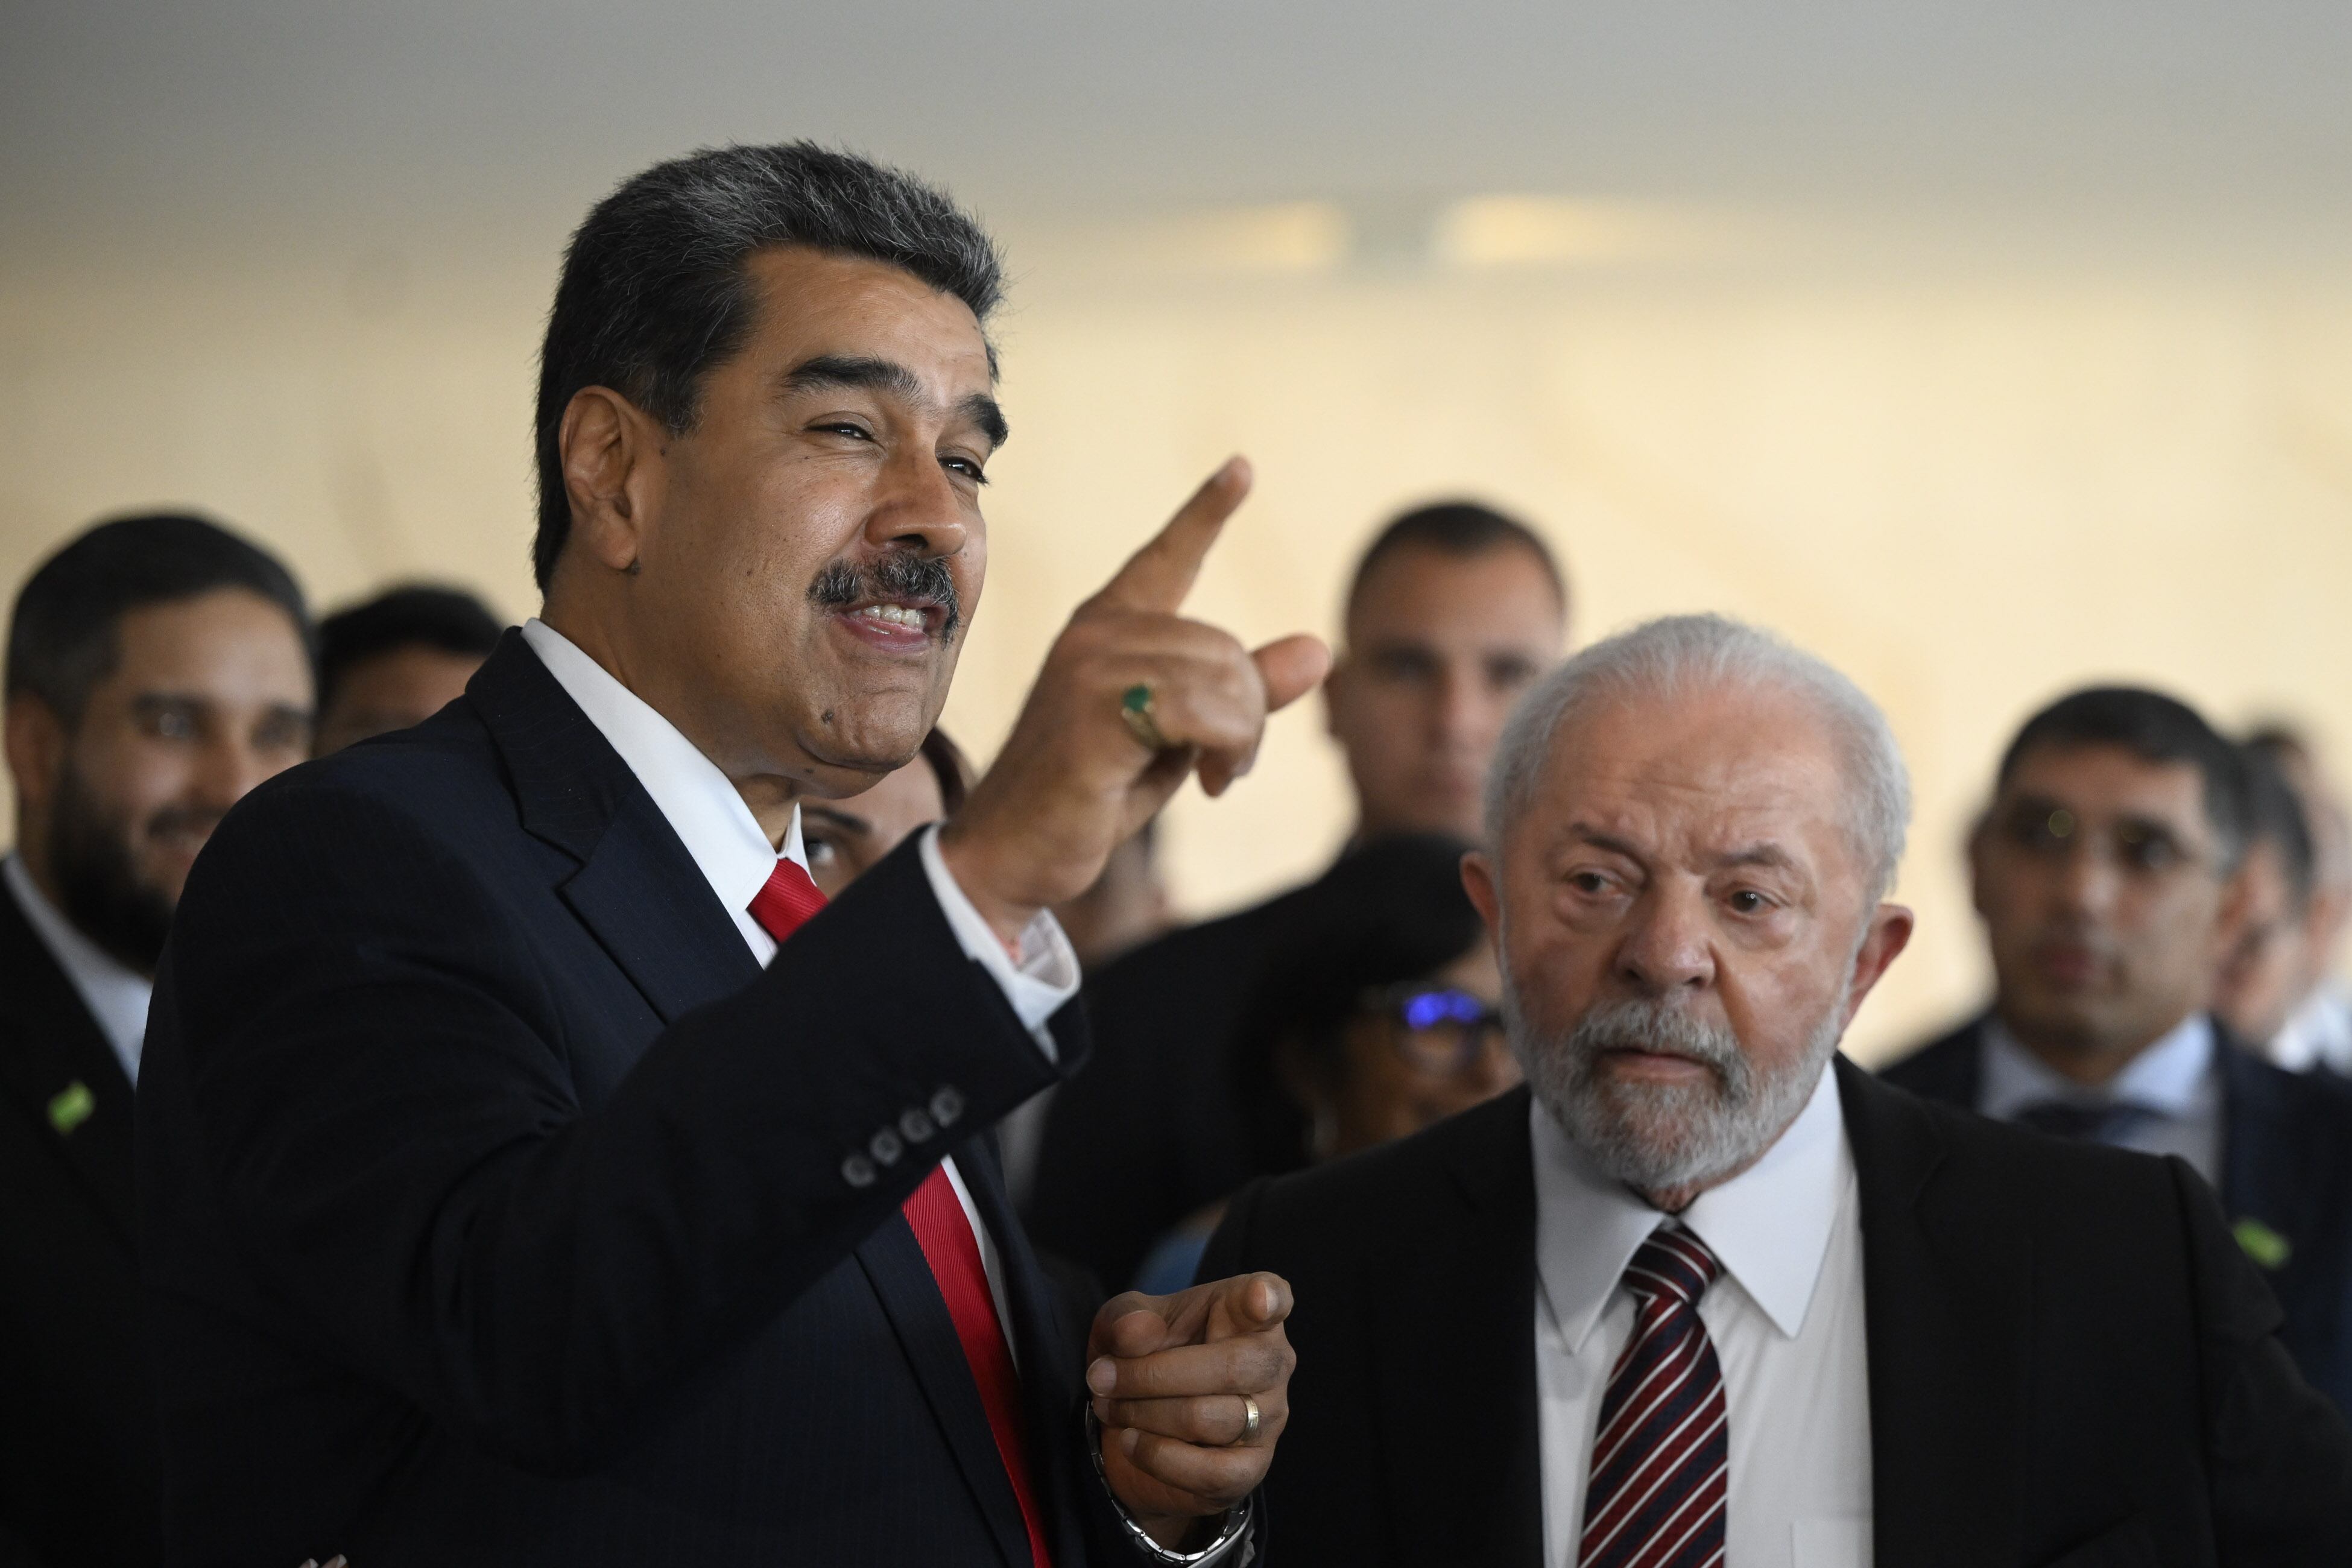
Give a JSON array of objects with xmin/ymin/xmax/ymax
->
[
  {"xmin": 808, "ymin": 552, "xmax": 961, "ymax": 639},
  {"xmin": 145, "ymin": 806, "xmax": 226, "ymax": 842},
  {"xmin": 1562, "ymin": 997, "xmax": 1752, "ymax": 1096}
]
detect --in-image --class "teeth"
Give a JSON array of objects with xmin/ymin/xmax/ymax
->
[{"xmin": 856, "ymin": 604, "xmax": 925, "ymax": 627}]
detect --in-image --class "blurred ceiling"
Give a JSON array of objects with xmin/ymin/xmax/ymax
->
[{"xmin": 7, "ymin": 0, "xmax": 2351, "ymax": 268}]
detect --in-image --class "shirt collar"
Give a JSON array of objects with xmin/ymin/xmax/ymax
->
[
  {"xmin": 3, "ymin": 853, "xmax": 151, "ymax": 1084},
  {"xmin": 520, "ymin": 619, "xmax": 803, "ymax": 929},
  {"xmin": 1981, "ymin": 1012, "xmax": 2215, "ymax": 1120},
  {"xmin": 1530, "ymin": 1060, "xmax": 1851, "ymax": 1348}
]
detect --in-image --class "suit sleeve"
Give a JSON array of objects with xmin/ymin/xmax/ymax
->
[
  {"xmin": 150, "ymin": 777, "xmax": 1066, "ymax": 1475},
  {"xmin": 2175, "ymin": 1159, "xmax": 2352, "ymax": 1559}
]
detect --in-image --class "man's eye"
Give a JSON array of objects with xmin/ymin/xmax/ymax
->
[
  {"xmin": 815, "ymin": 423, "xmax": 874, "ymax": 442},
  {"xmin": 804, "ymin": 838, "xmax": 838, "ymax": 868},
  {"xmin": 148, "ymin": 710, "xmax": 197, "ymax": 741},
  {"xmin": 1567, "ymin": 871, "xmax": 1611, "ymax": 894},
  {"xmin": 941, "ymin": 456, "xmax": 988, "ymax": 485},
  {"xmin": 1727, "ymin": 890, "xmax": 1772, "ymax": 915}
]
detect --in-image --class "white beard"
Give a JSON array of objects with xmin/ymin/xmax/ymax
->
[{"xmin": 1506, "ymin": 975, "xmax": 1848, "ymax": 1197}]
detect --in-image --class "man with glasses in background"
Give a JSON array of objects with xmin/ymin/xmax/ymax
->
[{"xmin": 1884, "ymin": 686, "xmax": 2352, "ymax": 1412}]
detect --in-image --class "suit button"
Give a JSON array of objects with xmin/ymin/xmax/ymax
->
[
  {"xmin": 841, "ymin": 1154, "xmax": 878, "ymax": 1188},
  {"xmin": 900, "ymin": 1108, "xmax": 937, "ymax": 1143},
  {"xmin": 930, "ymin": 1087, "xmax": 964, "ymax": 1127},
  {"xmin": 869, "ymin": 1130, "xmax": 905, "ymax": 1166}
]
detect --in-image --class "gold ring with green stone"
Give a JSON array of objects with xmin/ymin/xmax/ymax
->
[{"xmin": 1119, "ymin": 683, "xmax": 1170, "ymax": 753}]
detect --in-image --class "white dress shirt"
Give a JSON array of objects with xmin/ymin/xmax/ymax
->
[
  {"xmin": 4, "ymin": 852, "xmax": 151, "ymax": 1086},
  {"xmin": 520, "ymin": 619, "xmax": 1080, "ymax": 1350},
  {"xmin": 1531, "ymin": 1066, "xmax": 1873, "ymax": 1568},
  {"xmin": 1979, "ymin": 1012, "xmax": 2222, "ymax": 1184},
  {"xmin": 2268, "ymin": 983, "xmax": 2352, "ymax": 1077}
]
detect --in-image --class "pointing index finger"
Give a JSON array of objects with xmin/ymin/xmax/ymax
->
[{"xmin": 1092, "ymin": 457, "xmax": 1252, "ymax": 614}]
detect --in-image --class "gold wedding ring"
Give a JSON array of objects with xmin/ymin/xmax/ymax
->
[
  {"xmin": 1237, "ymin": 1394, "xmax": 1262, "ymax": 1445},
  {"xmin": 1120, "ymin": 683, "xmax": 1170, "ymax": 753}
]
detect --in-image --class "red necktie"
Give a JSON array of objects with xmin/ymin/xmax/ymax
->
[{"xmin": 748, "ymin": 858, "xmax": 1055, "ymax": 1567}]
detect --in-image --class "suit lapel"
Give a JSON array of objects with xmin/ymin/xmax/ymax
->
[
  {"xmin": 856, "ymin": 1192, "xmax": 1034, "ymax": 1568},
  {"xmin": 1377, "ymin": 1088, "xmax": 1545, "ymax": 1567},
  {"xmin": 1840, "ymin": 1057, "xmax": 2031, "ymax": 1567},
  {"xmin": 0, "ymin": 877, "xmax": 139, "ymax": 1248},
  {"xmin": 466, "ymin": 633, "xmax": 758, "ymax": 1023}
]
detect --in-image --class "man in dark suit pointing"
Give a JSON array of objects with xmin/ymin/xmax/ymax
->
[
  {"xmin": 138, "ymin": 144, "xmax": 1311, "ymax": 1566},
  {"xmin": 1200, "ymin": 614, "xmax": 2352, "ymax": 1566}
]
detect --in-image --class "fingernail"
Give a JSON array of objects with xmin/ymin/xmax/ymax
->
[
  {"xmin": 1087, "ymin": 1357, "xmax": 1116, "ymax": 1395},
  {"xmin": 1121, "ymin": 1425, "xmax": 1142, "ymax": 1456}
]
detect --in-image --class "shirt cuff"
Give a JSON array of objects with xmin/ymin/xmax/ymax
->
[
  {"xmin": 1086, "ymin": 1409, "xmax": 1257, "ymax": 1564},
  {"xmin": 917, "ymin": 824, "xmax": 1080, "ymax": 1061}
]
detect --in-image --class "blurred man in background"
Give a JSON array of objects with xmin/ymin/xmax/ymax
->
[
  {"xmin": 2214, "ymin": 742, "xmax": 2322, "ymax": 1054},
  {"xmin": 312, "ymin": 583, "xmax": 502, "ymax": 754},
  {"xmin": 1883, "ymin": 686, "xmax": 2352, "ymax": 1411},
  {"xmin": 1028, "ymin": 501, "xmax": 1568, "ymax": 1288},
  {"xmin": 2245, "ymin": 726, "xmax": 2352, "ymax": 1074},
  {"xmin": 0, "ymin": 513, "xmax": 312, "ymax": 1568}
]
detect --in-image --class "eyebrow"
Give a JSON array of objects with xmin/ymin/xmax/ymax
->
[
  {"xmin": 1569, "ymin": 826, "xmax": 1801, "ymax": 875},
  {"xmin": 1716, "ymin": 842, "xmax": 1801, "ymax": 874},
  {"xmin": 777, "ymin": 354, "xmax": 1010, "ymax": 448},
  {"xmin": 801, "ymin": 804, "xmax": 874, "ymax": 836}
]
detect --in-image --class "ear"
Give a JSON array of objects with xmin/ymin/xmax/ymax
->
[
  {"xmin": 1461, "ymin": 849, "xmax": 1502, "ymax": 942},
  {"xmin": 557, "ymin": 387, "xmax": 668, "ymax": 578},
  {"xmin": 3, "ymin": 695, "xmax": 65, "ymax": 819},
  {"xmin": 1839, "ymin": 902, "xmax": 1916, "ymax": 1032},
  {"xmin": 2214, "ymin": 855, "xmax": 2259, "ymax": 958},
  {"xmin": 1965, "ymin": 810, "xmax": 1994, "ymax": 919},
  {"xmin": 1320, "ymin": 654, "xmax": 1350, "ymax": 740}
]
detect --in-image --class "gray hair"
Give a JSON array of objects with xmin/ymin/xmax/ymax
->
[{"xmin": 1485, "ymin": 613, "xmax": 1912, "ymax": 903}]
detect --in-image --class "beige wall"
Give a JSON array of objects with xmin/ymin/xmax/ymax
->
[{"xmin": 5, "ymin": 223, "xmax": 2349, "ymax": 1062}]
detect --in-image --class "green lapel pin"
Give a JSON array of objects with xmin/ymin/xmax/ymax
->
[
  {"xmin": 2234, "ymin": 1217, "xmax": 2293, "ymax": 1271},
  {"xmin": 47, "ymin": 1078, "xmax": 95, "ymax": 1137}
]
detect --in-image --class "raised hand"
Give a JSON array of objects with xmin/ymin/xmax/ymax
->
[
  {"xmin": 939, "ymin": 458, "xmax": 1330, "ymax": 944},
  {"xmin": 1086, "ymin": 1271, "xmax": 1295, "ymax": 1546}
]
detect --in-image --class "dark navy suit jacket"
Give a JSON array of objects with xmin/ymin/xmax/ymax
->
[
  {"xmin": 1882, "ymin": 1013, "xmax": 2352, "ymax": 1415},
  {"xmin": 136, "ymin": 633, "xmax": 1156, "ymax": 1567},
  {"xmin": 0, "ymin": 879, "xmax": 159, "ymax": 1567},
  {"xmin": 1204, "ymin": 1063, "xmax": 2352, "ymax": 1566}
]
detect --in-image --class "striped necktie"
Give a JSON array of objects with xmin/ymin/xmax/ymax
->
[
  {"xmin": 748, "ymin": 856, "xmax": 1054, "ymax": 1566},
  {"xmin": 1579, "ymin": 1224, "xmax": 1729, "ymax": 1568}
]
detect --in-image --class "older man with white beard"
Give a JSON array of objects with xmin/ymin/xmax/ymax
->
[{"xmin": 1190, "ymin": 614, "xmax": 2352, "ymax": 1568}]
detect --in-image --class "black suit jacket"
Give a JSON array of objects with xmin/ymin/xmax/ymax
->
[
  {"xmin": 1883, "ymin": 1014, "xmax": 2352, "ymax": 1414},
  {"xmin": 1026, "ymin": 877, "xmax": 1322, "ymax": 1291},
  {"xmin": 0, "ymin": 878, "xmax": 159, "ymax": 1568},
  {"xmin": 136, "ymin": 634, "xmax": 1156, "ymax": 1567},
  {"xmin": 1201, "ymin": 1060, "xmax": 2352, "ymax": 1567}
]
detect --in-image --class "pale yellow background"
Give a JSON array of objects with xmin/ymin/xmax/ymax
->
[{"xmin": 5, "ymin": 206, "xmax": 2350, "ymax": 1064}]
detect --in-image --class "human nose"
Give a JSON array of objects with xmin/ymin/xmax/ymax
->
[
  {"xmin": 188, "ymin": 733, "xmax": 279, "ymax": 813},
  {"xmin": 862, "ymin": 442, "xmax": 971, "ymax": 560},
  {"xmin": 2049, "ymin": 839, "xmax": 2123, "ymax": 920},
  {"xmin": 1614, "ymin": 884, "xmax": 1717, "ymax": 996},
  {"xmin": 1430, "ymin": 664, "xmax": 1485, "ymax": 751}
]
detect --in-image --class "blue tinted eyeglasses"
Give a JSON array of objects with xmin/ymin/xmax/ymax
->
[{"xmin": 1366, "ymin": 984, "xmax": 1508, "ymax": 1075}]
